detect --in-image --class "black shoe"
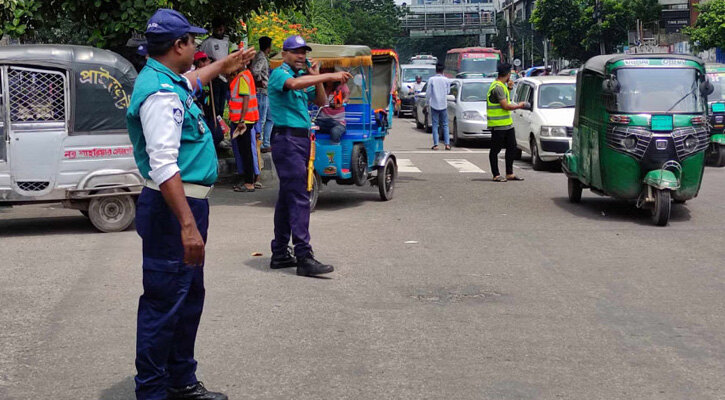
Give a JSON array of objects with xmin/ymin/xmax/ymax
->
[
  {"xmin": 167, "ymin": 382, "xmax": 227, "ymax": 400},
  {"xmin": 297, "ymin": 255, "xmax": 334, "ymax": 276},
  {"xmin": 270, "ymin": 249, "xmax": 297, "ymax": 269}
]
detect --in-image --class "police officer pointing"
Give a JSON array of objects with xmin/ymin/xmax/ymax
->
[
  {"xmin": 126, "ymin": 9, "xmax": 254, "ymax": 400},
  {"xmin": 268, "ymin": 36, "xmax": 351, "ymax": 276}
]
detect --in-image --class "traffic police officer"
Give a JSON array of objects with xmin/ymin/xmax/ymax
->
[
  {"xmin": 268, "ymin": 35, "xmax": 351, "ymax": 276},
  {"xmin": 486, "ymin": 62, "xmax": 527, "ymax": 182},
  {"xmin": 127, "ymin": 9, "xmax": 254, "ymax": 400}
]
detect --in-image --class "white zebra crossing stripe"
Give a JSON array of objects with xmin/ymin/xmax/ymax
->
[
  {"xmin": 445, "ymin": 159, "xmax": 486, "ymax": 173},
  {"xmin": 397, "ymin": 158, "xmax": 422, "ymax": 173}
]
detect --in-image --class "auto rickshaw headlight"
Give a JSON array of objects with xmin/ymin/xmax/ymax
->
[
  {"xmin": 540, "ymin": 126, "xmax": 567, "ymax": 137},
  {"xmin": 684, "ymin": 135, "xmax": 698, "ymax": 152},
  {"xmin": 622, "ymin": 135, "xmax": 638, "ymax": 150}
]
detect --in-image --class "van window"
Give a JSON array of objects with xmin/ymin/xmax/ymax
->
[{"xmin": 8, "ymin": 67, "xmax": 66, "ymax": 123}]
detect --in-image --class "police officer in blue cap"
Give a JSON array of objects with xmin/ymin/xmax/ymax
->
[
  {"xmin": 268, "ymin": 35, "xmax": 351, "ymax": 276},
  {"xmin": 127, "ymin": 9, "xmax": 255, "ymax": 400}
]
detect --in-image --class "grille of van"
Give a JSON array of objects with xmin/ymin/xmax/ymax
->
[{"xmin": 16, "ymin": 181, "xmax": 50, "ymax": 192}]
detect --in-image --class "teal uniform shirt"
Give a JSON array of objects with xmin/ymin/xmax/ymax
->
[
  {"xmin": 268, "ymin": 62, "xmax": 317, "ymax": 129},
  {"xmin": 127, "ymin": 58, "xmax": 218, "ymax": 186}
]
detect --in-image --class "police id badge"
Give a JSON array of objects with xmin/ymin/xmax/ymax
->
[
  {"xmin": 185, "ymin": 94, "xmax": 194, "ymax": 109},
  {"xmin": 197, "ymin": 118, "xmax": 206, "ymax": 134}
]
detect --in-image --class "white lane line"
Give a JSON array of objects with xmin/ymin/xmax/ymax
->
[
  {"xmin": 397, "ymin": 158, "xmax": 422, "ymax": 173},
  {"xmin": 395, "ymin": 150, "xmax": 490, "ymax": 154},
  {"xmin": 445, "ymin": 159, "xmax": 486, "ymax": 173}
]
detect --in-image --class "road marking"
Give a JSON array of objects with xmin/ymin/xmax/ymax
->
[
  {"xmin": 395, "ymin": 150, "xmax": 490, "ymax": 154},
  {"xmin": 397, "ymin": 158, "xmax": 422, "ymax": 173},
  {"xmin": 445, "ymin": 159, "xmax": 486, "ymax": 173}
]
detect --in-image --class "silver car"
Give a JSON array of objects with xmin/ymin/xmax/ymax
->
[{"xmin": 446, "ymin": 78, "xmax": 493, "ymax": 145}]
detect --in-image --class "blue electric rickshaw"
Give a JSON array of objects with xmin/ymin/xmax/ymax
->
[{"xmin": 272, "ymin": 44, "xmax": 398, "ymax": 210}]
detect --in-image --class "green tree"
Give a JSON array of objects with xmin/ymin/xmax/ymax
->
[
  {"xmin": 1, "ymin": 0, "xmax": 40, "ymax": 38},
  {"xmin": 338, "ymin": 0, "xmax": 403, "ymax": 48},
  {"xmin": 684, "ymin": 0, "xmax": 725, "ymax": 51},
  {"xmin": 630, "ymin": 0, "xmax": 661, "ymax": 24},
  {"xmin": 532, "ymin": 0, "xmax": 636, "ymax": 63}
]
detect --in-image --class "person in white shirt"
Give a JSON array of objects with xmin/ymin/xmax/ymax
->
[
  {"xmin": 425, "ymin": 64, "xmax": 451, "ymax": 150},
  {"xmin": 408, "ymin": 75, "xmax": 425, "ymax": 96}
]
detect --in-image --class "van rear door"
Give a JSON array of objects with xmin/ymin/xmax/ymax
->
[{"xmin": 7, "ymin": 66, "xmax": 68, "ymax": 195}]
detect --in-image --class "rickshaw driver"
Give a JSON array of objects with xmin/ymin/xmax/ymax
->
[
  {"xmin": 268, "ymin": 35, "xmax": 351, "ymax": 276},
  {"xmin": 126, "ymin": 9, "xmax": 255, "ymax": 400}
]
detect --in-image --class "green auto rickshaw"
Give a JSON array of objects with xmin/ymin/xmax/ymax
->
[
  {"xmin": 563, "ymin": 54, "xmax": 715, "ymax": 226},
  {"xmin": 706, "ymin": 63, "xmax": 725, "ymax": 166}
]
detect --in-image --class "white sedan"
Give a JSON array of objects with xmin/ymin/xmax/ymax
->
[
  {"xmin": 511, "ymin": 76, "xmax": 576, "ymax": 170},
  {"xmin": 446, "ymin": 78, "xmax": 494, "ymax": 146}
]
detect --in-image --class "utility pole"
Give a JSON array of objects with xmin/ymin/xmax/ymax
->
[{"xmin": 596, "ymin": 0, "xmax": 605, "ymax": 55}]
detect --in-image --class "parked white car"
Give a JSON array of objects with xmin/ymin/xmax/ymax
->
[
  {"xmin": 511, "ymin": 76, "xmax": 576, "ymax": 170},
  {"xmin": 446, "ymin": 78, "xmax": 494, "ymax": 146}
]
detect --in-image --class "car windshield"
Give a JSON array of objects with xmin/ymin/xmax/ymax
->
[
  {"xmin": 460, "ymin": 58, "xmax": 499, "ymax": 75},
  {"xmin": 708, "ymin": 72, "xmax": 725, "ymax": 103},
  {"xmin": 402, "ymin": 68, "xmax": 435, "ymax": 82},
  {"xmin": 615, "ymin": 68, "xmax": 705, "ymax": 113},
  {"xmin": 460, "ymin": 82, "xmax": 489, "ymax": 102},
  {"xmin": 538, "ymin": 83, "xmax": 576, "ymax": 108}
]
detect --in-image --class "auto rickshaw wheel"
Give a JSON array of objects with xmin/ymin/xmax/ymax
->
[
  {"xmin": 88, "ymin": 189, "xmax": 135, "ymax": 233},
  {"xmin": 567, "ymin": 178, "xmax": 583, "ymax": 203},
  {"xmin": 713, "ymin": 144, "xmax": 725, "ymax": 167},
  {"xmin": 651, "ymin": 189, "xmax": 671, "ymax": 227},
  {"xmin": 377, "ymin": 158, "xmax": 396, "ymax": 201},
  {"xmin": 351, "ymin": 144, "xmax": 368, "ymax": 186},
  {"xmin": 309, "ymin": 172, "xmax": 320, "ymax": 212}
]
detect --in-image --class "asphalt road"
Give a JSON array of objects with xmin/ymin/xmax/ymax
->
[{"xmin": 2, "ymin": 117, "xmax": 725, "ymax": 399}]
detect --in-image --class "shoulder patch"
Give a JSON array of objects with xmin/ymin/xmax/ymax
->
[{"xmin": 173, "ymin": 108, "xmax": 183, "ymax": 125}]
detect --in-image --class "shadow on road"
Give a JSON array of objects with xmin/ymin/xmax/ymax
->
[
  {"xmin": 99, "ymin": 375, "xmax": 135, "ymax": 400},
  {"xmin": 551, "ymin": 196, "xmax": 692, "ymax": 226},
  {"xmin": 0, "ymin": 216, "xmax": 102, "ymax": 237}
]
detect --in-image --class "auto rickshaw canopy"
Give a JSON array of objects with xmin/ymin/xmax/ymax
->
[
  {"xmin": 583, "ymin": 53, "xmax": 705, "ymax": 76},
  {"xmin": 0, "ymin": 44, "xmax": 137, "ymax": 135},
  {"xmin": 270, "ymin": 44, "xmax": 373, "ymax": 69}
]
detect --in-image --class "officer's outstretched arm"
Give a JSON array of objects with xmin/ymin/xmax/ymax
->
[
  {"xmin": 185, "ymin": 47, "xmax": 257, "ymax": 91},
  {"xmin": 283, "ymin": 71, "xmax": 352, "ymax": 92}
]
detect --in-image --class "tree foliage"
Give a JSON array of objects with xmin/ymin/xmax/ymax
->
[
  {"xmin": 1, "ymin": 0, "xmax": 40, "ymax": 37},
  {"xmin": 531, "ymin": 0, "xmax": 651, "ymax": 63},
  {"xmin": 684, "ymin": 0, "xmax": 725, "ymax": 51}
]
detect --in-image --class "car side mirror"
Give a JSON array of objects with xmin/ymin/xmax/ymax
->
[
  {"xmin": 522, "ymin": 102, "xmax": 533, "ymax": 111},
  {"xmin": 446, "ymin": 94, "xmax": 456, "ymax": 102},
  {"xmin": 602, "ymin": 76, "xmax": 620, "ymax": 93},
  {"xmin": 701, "ymin": 80, "xmax": 715, "ymax": 96}
]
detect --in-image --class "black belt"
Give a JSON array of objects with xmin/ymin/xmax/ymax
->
[{"xmin": 272, "ymin": 126, "xmax": 309, "ymax": 138}]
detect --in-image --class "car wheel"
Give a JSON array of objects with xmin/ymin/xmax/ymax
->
[
  {"xmin": 425, "ymin": 112, "xmax": 432, "ymax": 133},
  {"xmin": 415, "ymin": 108, "xmax": 423, "ymax": 129},
  {"xmin": 531, "ymin": 137, "xmax": 546, "ymax": 171},
  {"xmin": 451, "ymin": 118, "xmax": 459, "ymax": 147}
]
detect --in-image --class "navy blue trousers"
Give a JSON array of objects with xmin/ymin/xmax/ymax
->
[
  {"xmin": 271, "ymin": 131, "xmax": 313, "ymax": 259},
  {"xmin": 135, "ymin": 188, "xmax": 209, "ymax": 400}
]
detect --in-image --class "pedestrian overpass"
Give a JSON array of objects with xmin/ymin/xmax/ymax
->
[{"xmin": 401, "ymin": 3, "xmax": 498, "ymax": 45}]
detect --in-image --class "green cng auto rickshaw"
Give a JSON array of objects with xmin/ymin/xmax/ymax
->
[
  {"xmin": 563, "ymin": 54, "xmax": 714, "ymax": 226},
  {"xmin": 706, "ymin": 63, "xmax": 725, "ymax": 166}
]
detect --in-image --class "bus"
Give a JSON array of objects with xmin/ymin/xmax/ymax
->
[
  {"xmin": 444, "ymin": 47, "xmax": 502, "ymax": 78},
  {"xmin": 410, "ymin": 54, "xmax": 438, "ymax": 65}
]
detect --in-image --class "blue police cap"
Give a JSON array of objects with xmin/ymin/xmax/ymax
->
[
  {"xmin": 145, "ymin": 9, "xmax": 207, "ymax": 43},
  {"xmin": 283, "ymin": 35, "xmax": 312, "ymax": 52}
]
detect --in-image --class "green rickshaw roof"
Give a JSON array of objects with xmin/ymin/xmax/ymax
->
[
  {"xmin": 270, "ymin": 43, "xmax": 372, "ymax": 69},
  {"xmin": 583, "ymin": 53, "xmax": 705, "ymax": 75}
]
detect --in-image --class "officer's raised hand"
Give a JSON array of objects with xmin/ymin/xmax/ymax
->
[
  {"xmin": 332, "ymin": 71, "xmax": 352, "ymax": 84},
  {"xmin": 185, "ymin": 47, "xmax": 256, "ymax": 91},
  {"xmin": 221, "ymin": 47, "xmax": 257, "ymax": 75}
]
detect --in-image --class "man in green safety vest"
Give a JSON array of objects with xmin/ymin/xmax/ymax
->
[{"xmin": 487, "ymin": 62, "xmax": 528, "ymax": 182}]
